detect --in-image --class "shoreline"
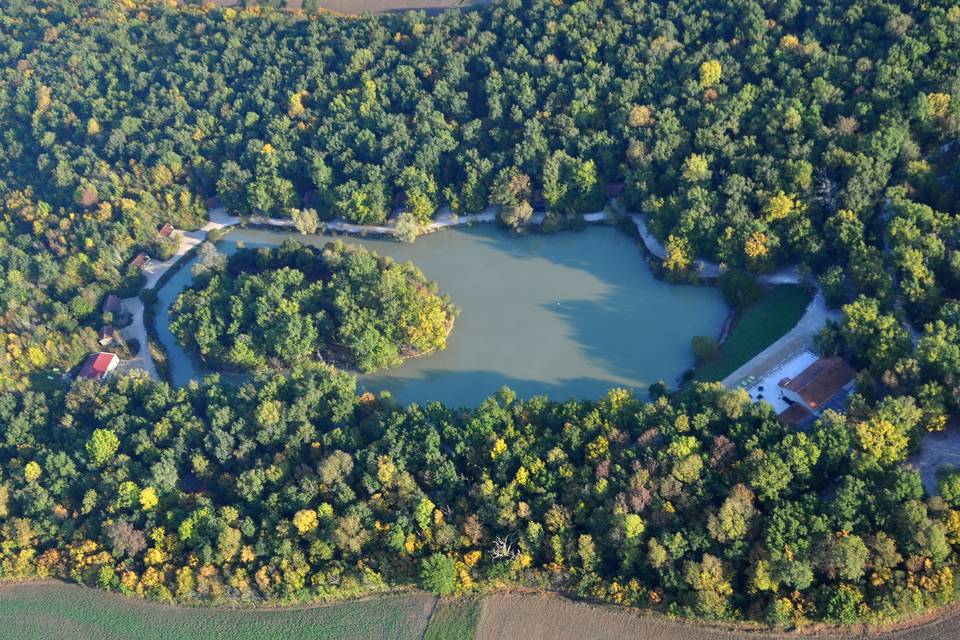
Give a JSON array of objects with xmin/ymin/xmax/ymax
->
[{"xmin": 127, "ymin": 203, "xmax": 803, "ymax": 391}]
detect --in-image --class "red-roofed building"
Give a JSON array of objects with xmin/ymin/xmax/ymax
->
[
  {"xmin": 157, "ymin": 222, "xmax": 174, "ymax": 238},
  {"xmin": 78, "ymin": 352, "xmax": 119, "ymax": 381},
  {"xmin": 778, "ymin": 357, "xmax": 856, "ymax": 411},
  {"xmin": 129, "ymin": 252, "xmax": 150, "ymax": 271}
]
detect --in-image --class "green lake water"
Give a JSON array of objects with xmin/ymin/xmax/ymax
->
[{"xmin": 154, "ymin": 224, "xmax": 728, "ymax": 406}]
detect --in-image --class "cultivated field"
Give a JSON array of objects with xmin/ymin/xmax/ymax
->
[
  {"xmin": 0, "ymin": 582, "xmax": 434, "ymax": 640},
  {"xmin": 5, "ymin": 583, "xmax": 960, "ymax": 640},
  {"xmin": 474, "ymin": 594, "xmax": 960, "ymax": 640},
  {"xmin": 423, "ymin": 597, "xmax": 481, "ymax": 640}
]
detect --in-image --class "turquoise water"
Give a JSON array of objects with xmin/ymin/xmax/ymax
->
[{"xmin": 154, "ymin": 225, "xmax": 728, "ymax": 406}]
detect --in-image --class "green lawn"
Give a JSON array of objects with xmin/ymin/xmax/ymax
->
[
  {"xmin": 696, "ymin": 285, "xmax": 812, "ymax": 382},
  {"xmin": 423, "ymin": 597, "xmax": 481, "ymax": 640},
  {"xmin": 0, "ymin": 582, "xmax": 434, "ymax": 640}
]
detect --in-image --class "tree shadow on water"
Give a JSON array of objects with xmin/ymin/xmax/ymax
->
[{"xmin": 357, "ymin": 368, "xmax": 652, "ymax": 410}]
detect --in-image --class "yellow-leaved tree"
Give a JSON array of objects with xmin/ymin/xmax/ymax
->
[{"xmin": 699, "ymin": 60, "xmax": 722, "ymax": 88}]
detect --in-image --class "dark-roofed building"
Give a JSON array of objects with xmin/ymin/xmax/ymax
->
[
  {"xmin": 157, "ymin": 222, "xmax": 174, "ymax": 238},
  {"xmin": 129, "ymin": 252, "xmax": 150, "ymax": 271},
  {"xmin": 605, "ymin": 182, "xmax": 626, "ymax": 199},
  {"xmin": 98, "ymin": 325, "xmax": 117, "ymax": 346},
  {"xmin": 777, "ymin": 403, "xmax": 817, "ymax": 429},
  {"xmin": 78, "ymin": 352, "xmax": 119, "ymax": 381},
  {"xmin": 102, "ymin": 294, "xmax": 123, "ymax": 315},
  {"xmin": 778, "ymin": 357, "xmax": 856, "ymax": 411}
]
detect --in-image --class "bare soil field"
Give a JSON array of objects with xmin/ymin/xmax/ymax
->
[{"xmin": 475, "ymin": 594, "xmax": 960, "ymax": 640}]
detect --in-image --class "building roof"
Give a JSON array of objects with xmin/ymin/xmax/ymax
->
[
  {"xmin": 157, "ymin": 222, "xmax": 174, "ymax": 238},
  {"xmin": 779, "ymin": 357, "xmax": 856, "ymax": 410},
  {"xmin": 102, "ymin": 294, "xmax": 123, "ymax": 314},
  {"xmin": 778, "ymin": 403, "xmax": 816, "ymax": 427},
  {"xmin": 129, "ymin": 252, "xmax": 150, "ymax": 270},
  {"xmin": 78, "ymin": 352, "xmax": 118, "ymax": 380},
  {"xmin": 98, "ymin": 325, "xmax": 115, "ymax": 341},
  {"xmin": 606, "ymin": 182, "xmax": 626, "ymax": 199}
]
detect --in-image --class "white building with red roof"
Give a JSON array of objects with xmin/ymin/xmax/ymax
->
[{"xmin": 78, "ymin": 352, "xmax": 119, "ymax": 381}]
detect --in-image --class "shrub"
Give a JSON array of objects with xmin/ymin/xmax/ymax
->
[{"xmin": 420, "ymin": 554, "xmax": 457, "ymax": 596}]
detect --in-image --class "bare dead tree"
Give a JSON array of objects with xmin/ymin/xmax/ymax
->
[
  {"xmin": 815, "ymin": 168, "xmax": 838, "ymax": 213},
  {"xmin": 490, "ymin": 534, "xmax": 519, "ymax": 561}
]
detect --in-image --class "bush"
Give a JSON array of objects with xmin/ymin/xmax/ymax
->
[
  {"xmin": 938, "ymin": 468, "xmax": 960, "ymax": 507},
  {"xmin": 420, "ymin": 554, "xmax": 457, "ymax": 596},
  {"xmin": 819, "ymin": 584, "xmax": 863, "ymax": 624},
  {"xmin": 691, "ymin": 335, "xmax": 720, "ymax": 365},
  {"xmin": 719, "ymin": 270, "xmax": 761, "ymax": 310}
]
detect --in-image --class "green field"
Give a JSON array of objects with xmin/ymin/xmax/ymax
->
[
  {"xmin": 423, "ymin": 597, "xmax": 481, "ymax": 640},
  {"xmin": 0, "ymin": 583, "xmax": 434, "ymax": 640},
  {"xmin": 696, "ymin": 285, "xmax": 812, "ymax": 382}
]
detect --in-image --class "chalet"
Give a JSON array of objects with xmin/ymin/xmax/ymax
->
[
  {"xmin": 78, "ymin": 352, "xmax": 119, "ymax": 381},
  {"xmin": 605, "ymin": 182, "xmax": 626, "ymax": 200},
  {"xmin": 532, "ymin": 189, "xmax": 546, "ymax": 211},
  {"xmin": 157, "ymin": 222, "xmax": 174, "ymax": 238},
  {"xmin": 129, "ymin": 252, "xmax": 150, "ymax": 271},
  {"xmin": 101, "ymin": 294, "xmax": 123, "ymax": 315},
  {"xmin": 776, "ymin": 356, "xmax": 856, "ymax": 426},
  {"xmin": 98, "ymin": 325, "xmax": 117, "ymax": 347},
  {"xmin": 777, "ymin": 403, "xmax": 817, "ymax": 429},
  {"xmin": 778, "ymin": 357, "xmax": 856, "ymax": 412}
]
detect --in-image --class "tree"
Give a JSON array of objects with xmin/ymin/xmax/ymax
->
[
  {"xmin": 86, "ymin": 429, "xmax": 120, "ymax": 466},
  {"xmin": 682, "ymin": 154, "xmax": 711, "ymax": 183},
  {"xmin": 393, "ymin": 212, "xmax": 420, "ymax": 243},
  {"xmin": 291, "ymin": 208, "xmax": 320, "ymax": 235},
  {"xmin": 840, "ymin": 296, "xmax": 911, "ymax": 372},
  {"xmin": 293, "ymin": 509, "xmax": 318, "ymax": 535},
  {"xmin": 106, "ymin": 520, "xmax": 146, "ymax": 558},
  {"xmin": 692, "ymin": 335, "xmax": 720, "ymax": 365},
  {"xmin": 699, "ymin": 60, "xmax": 722, "ymax": 88},
  {"xmin": 420, "ymin": 553, "xmax": 457, "ymax": 595},
  {"xmin": 23, "ymin": 461, "xmax": 41, "ymax": 483}
]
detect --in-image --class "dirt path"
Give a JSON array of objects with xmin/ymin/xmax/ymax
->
[
  {"xmin": 114, "ymin": 297, "xmax": 158, "ymax": 380},
  {"xmin": 114, "ymin": 210, "xmax": 238, "ymax": 381}
]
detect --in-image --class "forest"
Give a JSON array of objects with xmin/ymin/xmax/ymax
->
[
  {"xmin": 1, "ymin": 0, "xmax": 958, "ymax": 389},
  {"xmin": 169, "ymin": 240, "xmax": 455, "ymax": 373},
  {"xmin": 0, "ymin": 371, "xmax": 956, "ymax": 627},
  {"xmin": 0, "ymin": 0, "xmax": 957, "ymax": 629}
]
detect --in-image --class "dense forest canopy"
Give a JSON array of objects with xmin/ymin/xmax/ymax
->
[
  {"xmin": 1, "ymin": 0, "xmax": 959, "ymax": 388},
  {"xmin": 170, "ymin": 240, "xmax": 455, "ymax": 373},
  {"xmin": 0, "ymin": 372, "xmax": 955, "ymax": 627},
  {"xmin": 0, "ymin": 0, "xmax": 958, "ymax": 629}
]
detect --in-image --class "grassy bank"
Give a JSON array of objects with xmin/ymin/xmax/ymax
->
[{"xmin": 696, "ymin": 285, "xmax": 812, "ymax": 382}]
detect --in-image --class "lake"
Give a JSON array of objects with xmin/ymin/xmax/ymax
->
[{"xmin": 154, "ymin": 224, "xmax": 728, "ymax": 406}]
